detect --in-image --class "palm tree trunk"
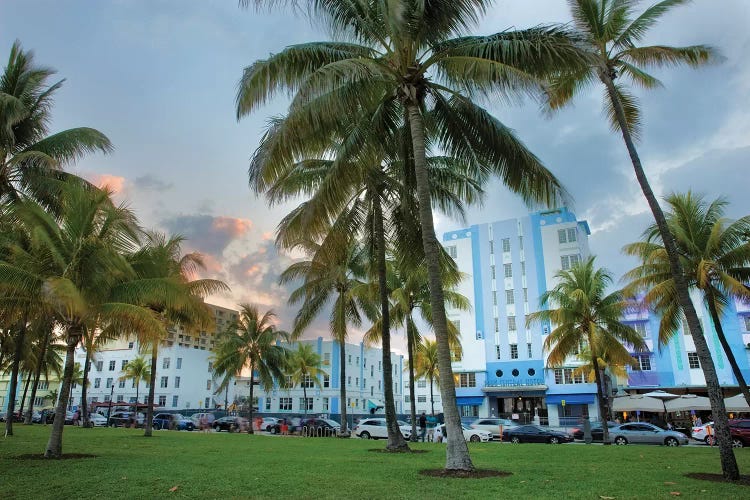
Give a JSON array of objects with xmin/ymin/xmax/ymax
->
[
  {"xmin": 26, "ymin": 327, "xmax": 51, "ymax": 424},
  {"xmin": 373, "ymin": 186, "xmax": 409, "ymax": 451},
  {"xmin": 45, "ymin": 324, "xmax": 81, "ymax": 458},
  {"xmin": 80, "ymin": 346, "xmax": 92, "ymax": 427},
  {"xmin": 135, "ymin": 384, "xmax": 140, "ymax": 427},
  {"xmin": 303, "ymin": 383, "xmax": 308, "ymax": 417},
  {"xmin": 407, "ymin": 317, "xmax": 418, "ymax": 441},
  {"xmin": 248, "ymin": 364, "xmax": 255, "ymax": 434},
  {"xmin": 338, "ymin": 334, "xmax": 348, "ymax": 436},
  {"xmin": 602, "ymin": 74, "xmax": 739, "ymax": 479},
  {"xmin": 406, "ymin": 101, "xmax": 473, "ymax": 470},
  {"xmin": 5, "ymin": 315, "xmax": 28, "ymax": 437},
  {"xmin": 18, "ymin": 374, "xmax": 32, "ymax": 418},
  {"xmin": 706, "ymin": 290, "xmax": 750, "ymax": 406},
  {"xmin": 143, "ymin": 342, "xmax": 158, "ymax": 437},
  {"xmin": 588, "ymin": 339, "xmax": 610, "ymax": 445}
]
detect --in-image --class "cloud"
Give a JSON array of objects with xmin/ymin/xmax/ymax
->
[
  {"xmin": 161, "ymin": 214, "xmax": 253, "ymax": 256},
  {"xmin": 85, "ymin": 173, "xmax": 127, "ymax": 193},
  {"xmin": 133, "ymin": 174, "xmax": 173, "ymax": 191}
]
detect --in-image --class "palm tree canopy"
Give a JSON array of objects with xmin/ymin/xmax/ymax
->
[
  {"xmin": 623, "ymin": 191, "xmax": 750, "ymax": 346},
  {"xmin": 119, "ymin": 356, "xmax": 152, "ymax": 385},
  {"xmin": 547, "ymin": 0, "xmax": 720, "ymax": 139},
  {"xmin": 287, "ymin": 343, "xmax": 327, "ymax": 388},
  {"xmin": 414, "ymin": 338, "xmax": 440, "ymax": 386}
]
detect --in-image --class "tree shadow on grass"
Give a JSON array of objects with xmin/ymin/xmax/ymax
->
[
  {"xmin": 368, "ymin": 448, "xmax": 430, "ymax": 454},
  {"xmin": 685, "ymin": 472, "xmax": 750, "ymax": 487},
  {"xmin": 420, "ymin": 469, "xmax": 512, "ymax": 479},
  {"xmin": 15, "ymin": 454, "xmax": 97, "ymax": 460}
]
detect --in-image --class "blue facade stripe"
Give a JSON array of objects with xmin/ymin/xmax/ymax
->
[
  {"xmin": 456, "ymin": 397, "xmax": 485, "ymax": 406},
  {"xmin": 470, "ymin": 226, "xmax": 485, "ymax": 340},
  {"xmin": 546, "ymin": 394, "xmax": 595, "ymax": 405}
]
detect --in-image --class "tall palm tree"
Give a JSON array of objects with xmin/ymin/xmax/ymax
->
[
  {"xmin": 527, "ymin": 257, "xmax": 646, "ymax": 445},
  {"xmin": 23, "ymin": 320, "xmax": 64, "ymax": 424},
  {"xmin": 280, "ymin": 240, "xmax": 375, "ymax": 437},
  {"xmin": 623, "ymin": 192, "xmax": 750, "ymax": 405},
  {"xmin": 546, "ymin": 0, "xmax": 736, "ymax": 478},
  {"xmin": 0, "ymin": 40, "xmax": 112, "ymax": 210},
  {"xmin": 0, "ymin": 181, "xmax": 165, "ymax": 457},
  {"xmin": 238, "ymin": 0, "xmax": 583, "ymax": 471},
  {"xmin": 414, "ymin": 339, "xmax": 441, "ymax": 416},
  {"xmin": 212, "ymin": 304, "xmax": 288, "ymax": 434},
  {"xmin": 119, "ymin": 356, "xmax": 151, "ymax": 425},
  {"xmin": 287, "ymin": 343, "xmax": 327, "ymax": 417}
]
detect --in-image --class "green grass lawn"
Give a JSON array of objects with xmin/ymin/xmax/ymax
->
[{"xmin": 1, "ymin": 426, "xmax": 749, "ymax": 499}]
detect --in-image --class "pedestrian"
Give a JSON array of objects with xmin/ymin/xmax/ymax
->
[
  {"xmin": 200, "ymin": 414, "xmax": 209, "ymax": 433},
  {"xmin": 72, "ymin": 409, "xmax": 80, "ymax": 426},
  {"xmin": 695, "ymin": 416, "xmax": 703, "ymax": 426},
  {"xmin": 418, "ymin": 412, "xmax": 427, "ymax": 442},
  {"xmin": 434, "ymin": 425, "xmax": 443, "ymax": 443},
  {"xmin": 281, "ymin": 419, "xmax": 289, "ymax": 435}
]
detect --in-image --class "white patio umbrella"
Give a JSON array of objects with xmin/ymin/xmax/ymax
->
[
  {"xmin": 724, "ymin": 394, "xmax": 750, "ymax": 412},
  {"xmin": 664, "ymin": 394, "xmax": 711, "ymax": 412},
  {"xmin": 641, "ymin": 390, "xmax": 680, "ymax": 400},
  {"xmin": 611, "ymin": 395, "xmax": 666, "ymax": 413}
]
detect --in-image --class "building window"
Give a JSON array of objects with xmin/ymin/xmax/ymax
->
[
  {"xmin": 527, "ymin": 343, "xmax": 533, "ymax": 358},
  {"xmin": 175, "ymin": 376, "xmax": 180, "ymax": 388},
  {"xmin": 561, "ymin": 254, "xmax": 581, "ymax": 271},
  {"xmin": 95, "ymin": 361, "xmax": 103, "ymax": 372},
  {"xmin": 417, "ymin": 395, "xmax": 427, "ymax": 403},
  {"xmin": 502, "ymin": 238, "xmax": 511, "ymax": 253},
  {"xmin": 34, "ymin": 396, "xmax": 44, "ymax": 406},
  {"xmin": 323, "ymin": 352, "xmax": 330, "ymax": 364},
  {"xmin": 506, "ymin": 290, "xmax": 515, "ymax": 305},
  {"xmin": 494, "ymin": 317, "xmax": 499, "ymax": 332},
  {"xmin": 121, "ymin": 359, "xmax": 128, "ymax": 370},
  {"xmin": 128, "ymin": 342, "xmax": 134, "ymax": 349},
  {"xmin": 519, "ymin": 235, "xmax": 524, "ymax": 250},
  {"xmin": 116, "ymin": 395, "xmax": 124, "ymax": 403},
  {"xmin": 206, "ymin": 380, "xmax": 212, "ymax": 390},
  {"xmin": 205, "ymin": 397, "xmax": 210, "ymax": 409},
  {"xmin": 157, "ymin": 395, "xmax": 166, "ymax": 406},
  {"xmin": 490, "ymin": 265, "xmax": 496, "ymax": 279},
  {"xmin": 323, "ymin": 375, "xmax": 330, "ymax": 388},
  {"xmin": 348, "ymin": 376, "xmax": 351, "ymax": 386},
  {"xmin": 208, "ymin": 362, "xmax": 213, "ymax": 371},
  {"xmin": 109, "ymin": 360, "xmax": 115, "ymax": 371},
  {"xmin": 521, "ymin": 261, "xmax": 526, "ymax": 276},
  {"xmin": 510, "ymin": 344, "xmax": 518, "ymax": 359},
  {"xmin": 446, "ymin": 245, "xmax": 458, "ymax": 259},
  {"xmin": 458, "ymin": 373, "xmax": 476, "ymax": 388},
  {"xmin": 170, "ymin": 395, "xmax": 178, "ymax": 408},
  {"xmin": 450, "ymin": 349, "xmax": 461, "ymax": 362},
  {"xmin": 523, "ymin": 288, "xmax": 528, "ymax": 303},
  {"xmin": 504, "ymin": 264, "xmax": 513, "ymax": 278},
  {"xmin": 489, "ymin": 240, "xmax": 494, "ymax": 254},
  {"xmin": 162, "ymin": 358, "xmax": 170, "ymax": 370},
  {"xmin": 493, "ymin": 291, "xmax": 497, "ymax": 305},
  {"xmin": 688, "ymin": 352, "xmax": 701, "ymax": 369},
  {"xmin": 558, "ymin": 228, "xmax": 577, "ymax": 244},
  {"xmin": 302, "ymin": 375, "xmax": 314, "ymax": 388},
  {"xmin": 743, "ymin": 316, "xmax": 750, "ymax": 331},
  {"xmin": 322, "ymin": 397, "xmax": 329, "ymax": 411},
  {"xmin": 633, "ymin": 354, "xmax": 652, "ymax": 371},
  {"xmin": 118, "ymin": 379, "xmax": 125, "ymax": 388},
  {"xmin": 132, "ymin": 379, "xmax": 137, "ymax": 388},
  {"xmin": 508, "ymin": 316, "xmax": 517, "ymax": 331},
  {"xmin": 417, "ymin": 379, "xmax": 427, "ymax": 388},
  {"xmin": 404, "ymin": 395, "xmax": 411, "ymax": 403},
  {"xmin": 460, "ymin": 405, "xmax": 480, "ymax": 418},
  {"xmin": 631, "ymin": 322, "xmax": 648, "ymax": 338},
  {"xmin": 283, "ymin": 375, "xmax": 293, "ymax": 388},
  {"xmin": 94, "ymin": 378, "xmax": 101, "ymax": 388},
  {"xmin": 554, "ymin": 368, "xmax": 585, "ymax": 385},
  {"xmin": 299, "ymin": 398, "xmax": 313, "ymax": 411},
  {"xmin": 176, "ymin": 358, "xmax": 182, "ymax": 369},
  {"xmin": 495, "ymin": 345, "xmax": 501, "ymax": 360},
  {"xmin": 348, "ymin": 355, "xmax": 352, "ymax": 364},
  {"xmin": 39, "ymin": 381, "xmax": 49, "ymax": 390},
  {"xmin": 265, "ymin": 398, "xmax": 271, "ymax": 410},
  {"xmin": 106, "ymin": 378, "xmax": 113, "ymax": 388},
  {"xmin": 160, "ymin": 376, "xmax": 168, "ymax": 388},
  {"xmin": 104, "ymin": 395, "xmax": 111, "ymax": 402},
  {"xmin": 451, "ymin": 319, "xmax": 460, "ymax": 335}
]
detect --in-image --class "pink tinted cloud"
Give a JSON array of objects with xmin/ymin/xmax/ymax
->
[
  {"xmin": 212, "ymin": 216, "xmax": 253, "ymax": 238},
  {"xmin": 87, "ymin": 173, "xmax": 127, "ymax": 193}
]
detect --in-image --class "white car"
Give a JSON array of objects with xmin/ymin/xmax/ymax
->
[
  {"xmin": 262, "ymin": 417, "xmax": 279, "ymax": 432},
  {"xmin": 353, "ymin": 418, "xmax": 412, "ymax": 440},
  {"xmin": 691, "ymin": 422, "xmax": 714, "ymax": 443},
  {"xmin": 469, "ymin": 418, "xmax": 517, "ymax": 439},
  {"xmin": 82, "ymin": 413, "xmax": 108, "ymax": 427},
  {"xmin": 440, "ymin": 424, "xmax": 492, "ymax": 442}
]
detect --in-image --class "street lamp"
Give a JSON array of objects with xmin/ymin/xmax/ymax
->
[{"xmin": 106, "ymin": 383, "xmax": 115, "ymax": 426}]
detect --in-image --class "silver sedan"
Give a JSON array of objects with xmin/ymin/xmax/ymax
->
[{"xmin": 608, "ymin": 422, "xmax": 689, "ymax": 446}]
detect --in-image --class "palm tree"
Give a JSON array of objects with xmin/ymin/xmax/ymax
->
[
  {"xmin": 212, "ymin": 304, "xmax": 288, "ymax": 434},
  {"xmin": 0, "ymin": 40, "xmax": 112, "ymax": 209},
  {"xmin": 238, "ymin": 0, "xmax": 584, "ymax": 471},
  {"xmin": 287, "ymin": 343, "xmax": 327, "ymax": 417},
  {"xmin": 280, "ymin": 240, "xmax": 374, "ymax": 437},
  {"xmin": 414, "ymin": 339, "xmax": 441, "ymax": 416},
  {"xmin": 527, "ymin": 257, "xmax": 646, "ymax": 445},
  {"xmin": 125, "ymin": 232, "xmax": 229, "ymax": 437},
  {"xmin": 24, "ymin": 321, "xmax": 64, "ymax": 424},
  {"xmin": 546, "ymin": 0, "xmax": 736, "ymax": 478},
  {"xmin": 623, "ymin": 192, "xmax": 750, "ymax": 405},
  {"xmin": 0, "ymin": 181, "xmax": 165, "ymax": 457},
  {"xmin": 119, "ymin": 357, "xmax": 151, "ymax": 426}
]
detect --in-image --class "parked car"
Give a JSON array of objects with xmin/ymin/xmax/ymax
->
[
  {"xmin": 109, "ymin": 411, "xmax": 145, "ymax": 427},
  {"xmin": 80, "ymin": 413, "xmax": 108, "ymax": 427},
  {"xmin": 469, "ymin": 418, "xmax": 517, "ymax": 439},
  {"xmin": 213, "ymin": 416, "xmax": 249, "ymax": 432},
  {"xmin": 503, "ymin": 425, "xmax": 574, "ymax": 444},
  {"xmin": 261, "ymin": 417, "xmax": 279, "ymax": 432},
  {"xmin": 691, "ymin": 422, "xmax": 714, "ymax": 443},
  {"xmin": 571, "ymin": 421, "xmax": 619, "ymax": 441},
  {"xmin": 301, "ymin": 418, "xmax": 341, "ymax": 436},
  {"xmin": 0, "ymin": 411, "xmax": 25, "ymax": 423},
  {"xmin": 440, "ymin": 424, "xmax": 492, "ymax": 443},
  {"xmin": 706, "ymin": 419, "xmax": 750, "ymax": 448},
  {"xmin": 153, "ymin": 413, "xmax": 195, "ymax": 431},
  {"xmin": 353, "ymin": 418, "xmax": 412, "ymax": 440},
  {"xmin": 190, "ymin": 412, "xmax": 216, "ymax": 427},
  {"xmin": 608, "ymin": 422, "xmax": 689, "ymax": 446}
]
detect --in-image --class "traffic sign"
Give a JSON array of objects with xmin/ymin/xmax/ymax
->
[{"xmin": 561, "ymin": 400, "xmax": 566, "ymax": 407}]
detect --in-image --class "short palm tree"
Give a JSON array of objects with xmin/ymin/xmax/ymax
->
[
  {"xmin": 527, "ymin": 257, "xmax": 645, "ymax": 445},
  {"xmin": 23, "ymin": 321, "xmax": 64, "ymax": 424},
  {"xmin": 212, "ymin": 304, "xmax": 288, "ymax": 434},
  {"xmin": 119, "ymin": 356, "xmax": 151, "ymax": 425},
  {"xmin": 623, "ymin": 192, "xmax": 750, "ymax": 405},
  {"xmin": 238, "ymin": 0, "xmax": 585, "ymax": 471},
  {"xmin": 287, "ymin": 343, "xmax": 327, "ymax": 417},
  {"xmin": 546, "ymin": 0, "xmax": 736, "ymax": 477},
  {"xmin": 414, "ymin": 339, "xmax": 441, "ymax": 416},
  {"xmin": 280, "ymin": 240, "xmax": 374, "ymax": 436}
]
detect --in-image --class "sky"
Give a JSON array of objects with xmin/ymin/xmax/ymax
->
[{"xmin": 2, "ymin": 0, "xmax": 749, "ymax": 354}]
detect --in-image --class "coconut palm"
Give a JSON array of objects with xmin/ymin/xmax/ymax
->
[
  {"xmin": 280, "ymin": 240, "xmax": 375, "ymax": 437},
  {"xmin": 212, "ymin": 304, "xmax": 289, "ymax": 434},
  {"xmin": 238, "ymin": 0, "xmax": 585, "ymax": 470},
  {"xmin": 23, "ymin": 320, "xmax": 63, "ymax": 424},
  {"xmin": 287, "ymin": 343, "xmax": 327, "ymax": 417},
  {"xmin": 125, "ymin": 232, "xmax": 229, "ymax": 437},
  {"xmin": 623, "ymin": 192, "xmax": 750, "ymax": 406},
  {"xmin": 414, "ymin": 339, "xmax": 441, "ymax": 416},
  {"xmin": 119, "ymin": 356, "xmax": 151, "ymax": 426},
  {"xmin": 546, "ymin": 0, "xmax": 736, "ymax": 478},
  {"xmin": 0, "ymin": 40, "xmax": 112, "ymax": 210},
  {"xmin": 527, "ymin": 257, "xmax": 646, "ymax": 445}
]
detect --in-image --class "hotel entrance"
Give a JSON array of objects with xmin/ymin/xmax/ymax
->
[{"xmin": 493, "ymin": 395, "xmax": 547, "ymax": 424}]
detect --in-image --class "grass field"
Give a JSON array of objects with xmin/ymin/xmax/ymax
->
[{"xmin": 1, "ymin": 426, "xmax": 749, "ymax": 499}]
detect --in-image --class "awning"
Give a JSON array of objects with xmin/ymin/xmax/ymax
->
[
  {"xmin": 546, "ymin": 394, "xmax": 595, "ymax": 405},
  {"xmin": 367, "ymin": 399, "xmax": 384, "ymax": 410},
  {"xmin": 725, "ymin": 394, "xmax": 750, "ymax": 412},
  {"xmin": 664, "ymin": 395, "xmax": 711, "ymax": 412},
  {"xmin": 456, "ymin": 397, "xmax": 484, "ymax": 406},
  {"xmin": 611, "ymin": 395, "xmax": 666, "ymax": 412}
]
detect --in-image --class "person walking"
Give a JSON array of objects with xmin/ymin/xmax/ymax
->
[
  {"xmin": 418, "ymin": 412, "xmax": 427, "ymax": 442},
  {"xmin": 434, "ymin": 424, "xmax": 443, "ymax": 443}
]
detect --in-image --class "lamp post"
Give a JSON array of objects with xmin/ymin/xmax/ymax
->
[{"xmin": 106, "ymin": 383, "xmax": 115, "ymax": 426}]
